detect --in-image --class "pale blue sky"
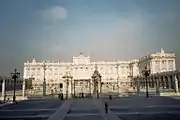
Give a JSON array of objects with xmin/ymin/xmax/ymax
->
[{"xmin": 0, "ymin": 0, "xmax": 180, "ymax": 75}]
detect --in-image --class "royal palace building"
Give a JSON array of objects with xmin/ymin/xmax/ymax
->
[{"xmin": 23, "ymin": 48, "xmax": 177, "ymax": 96}]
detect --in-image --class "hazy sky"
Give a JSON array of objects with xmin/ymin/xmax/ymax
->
[{"xmin": 0, "ymin": 0, "xmax": 180, "ymax": 76}]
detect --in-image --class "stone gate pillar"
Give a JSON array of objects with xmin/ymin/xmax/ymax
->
[
  {"xmin": 2, "ymin": 77, "xmax": 5, "ymax": 100},
  {"xmin": 98, "ymin": 77, "xmax": 102, "ymax": 94},
  {"xmin": 62, "ymin": 72, "xmax": 73, "ymax": 99},
  {"xmin": 155, "ymin": 76, "xmax": 160, "ymax": 95},
  {"xmin": 168, "ymin": 75, "xmax": 172, "ymax": 89},
  {"xmin": 22, "ymin": 79, "xmax": 26, "ymax": 97},
  {"xmin": 68, "ymin": 78, "xmax": 72, "ymax": 96},
  {"xmin": 89, "ymin": 79, "xmax": 93, "ymax": 95},
  {"xmin": 174, "ymin": 74, "xmax": 179, "ymax": 93}
]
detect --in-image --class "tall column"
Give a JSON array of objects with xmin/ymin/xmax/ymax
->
[
  {"xmin": 73, "ymin": 80, "xmax": 75, "ymax": 96},
  {"xmin": 68, "ymin": 79, "xmax": 72, "ymax": 97},
  {"xmin": 136, "ymin": 78, "xmax": 140, "ymax": 93},
  {"xmin": 155, "ymin": 76, "xmax": 160, "ymax": 95},
  {"xmin": 62, "ymin": 81, "xmax": 66, "ymax": 95},
  {"xmin": 2, "ymin": 78, "xmax": 5, "ymax": 100},
  {"xmin": 71, "ymin": 80, "xmax": 73, "ymax": 96},
  {"xmin": 89, "ymin": 79, "xmax": 92, "ymax": 95},
  {"xmin": 160, "ymin": 76, "xmax": 164, "ymax": 89},
  {"xmin": 98, "ymin": 78, "xmax": 101, "ymax": 94},
  {"xmin": 118, "ymin": 81, "xmax": 121, "ymax": 94},
  {"xmin": 174, "ymin": 74, "xmax": 179, "ymax": 93},
  {"xmin": 163, "ymin": 76, "xmax": 167, "ymax": 89},
  {"xmin": 22, "ymin": 79, "xmax": 26, "ymax": 97},
  {"xmin": 66, "ymin": 80, "xmax": 69, "ymax": 99},
  {"xmin": 178, "ymin": 73, "xmax": 180, "ymax": 89},
  {"xmin": 168, "ymin": 76, "xmax": 172, "ymax": 89}
]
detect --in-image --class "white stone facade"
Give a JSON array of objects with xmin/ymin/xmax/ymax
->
[{"xmin": 23, "ymin": 49, "xmax": 176, "ymax": 95}]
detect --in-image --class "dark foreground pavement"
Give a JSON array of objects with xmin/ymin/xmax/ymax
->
[
  {"xmin": 1, "ymin": 96, "xmax": 180, "ymax": 120},
  {"xmin": 0, "ymin": 99, "xmax": 63, "ymax": 120},
  {"xmin": 102, "ymin": 96, "xmax": 180, "ymax": 120}
]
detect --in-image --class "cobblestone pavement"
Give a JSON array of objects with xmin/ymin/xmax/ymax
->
[{"xmin": 0, "ymin": 99, "xmax": 63, "ymax": 120}]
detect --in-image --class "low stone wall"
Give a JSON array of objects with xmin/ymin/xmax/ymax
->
[
  {"xmin": 160, "ymin": 92, "xmax": 180, "ymax": 96},
  {"xmin": 0, "ymin": 96, "xmax": 28, "ymax": 101}
]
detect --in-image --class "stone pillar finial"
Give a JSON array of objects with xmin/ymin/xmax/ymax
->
[
  {"xmin": 95, "ymin": 64, "xmax": 98, "ymax": 71},
  {"xmin": 161, "ymin": 48, "xmax": 164, "ymax": 54},
  {"xmin": 32, "ymin": 56, "xmax": 36, "ymax": 63}
]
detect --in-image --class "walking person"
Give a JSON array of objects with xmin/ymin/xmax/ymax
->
[
  {"xmin": 109, "ymin": 95, "xmax": 112, "ymax": 100},
  {"xmin": 104, "ymin": 101, "xmax": 108, "ymax": 114}
]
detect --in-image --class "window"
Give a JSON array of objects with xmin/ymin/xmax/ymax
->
[
  {"xmin": 168, "ymin": 60, "xmax": 174, "ymax": 70},
  {"xmin": 80, "ymin": 81, "xmax": 83, "ymax": 85},
  {"xmin": 32, "ymin": 68, "xmax": 35, "ymax": 71},
  {"xmin": 37, "ymin": 75, "xmax": 40, "ymax": 79},
  {"xmin": 169, "ymin": 60, "xmax": 173, "ymax": 63},
  {"xmin": 60, "ymin": 83, "xmax": 63, "ymax": 88},
  {"xmin": 162, "ymin": 60, "xmax": 166, "ymax": 64}
]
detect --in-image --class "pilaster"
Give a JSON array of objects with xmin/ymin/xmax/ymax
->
[
  {"xmin": 68, "ymin": 79, "xmax": 72, "ymax": 95},
  {"xmin": 62, "ymin": 81, "xmax": 66, "ymax": 95},
  {"xmin": 22, "ymin": 79, "xmax": 26, "ymax": 96},
  {"xmin": 174, "ymin": 74, "xmax": 179, "ymax": 93},
  {"xmin": 168, "ymin": 75, "xmax": 172, "ymax": 89},
  {"xmin": 2, "ymin": 78, "xmax": 5, "ymax": 99}
]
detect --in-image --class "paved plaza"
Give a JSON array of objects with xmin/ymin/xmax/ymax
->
[
  {"xmin": 1, "ymin": 96, "xmax": 180, "ymax": 120},
  {"xmin": 101, "ymin": 96, "xmax": 180, "ymax": 120},
  {"xmin": 0, "ymin": 99, "xmax": 63, "ymax": 120}
]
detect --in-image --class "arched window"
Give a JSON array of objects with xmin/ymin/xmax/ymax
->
[{"xmin": 60, "ymin": 83, "xmax": 63, "ymax": 88}]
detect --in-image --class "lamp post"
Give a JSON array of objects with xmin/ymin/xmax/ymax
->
[
  {"xmin": 136, "ymin": 75, "xmax": 140, "ymax": 94},
  {"xmin": 42, "ymin": 61, "xmax": 52, "ymax": 97},
  {"xmin": 91, "ymin": 66, "xmax": 102, "ymax": 99},
  {"xmin": 155, "ymin": 72, "xmax": 160, "ymax": 95},
  {"xmin": 116, "ymin": 64, "xmax": 119, "ymax": 95},
  {"xmin": 142, "ymin": 66, "xmax": 151, "ymax": 98},
  {"xmin": 11, "ymin": 68, "xmax": 20, "ymax": 103},
  {"xmin": 92, "ymin": 75, "xmax": 101, "ymax": 99},
  {"xmin": 42, "ymin": 61, "xmax": 47, "ymax": 97},
  {"xmin": 63, "ymin": 72, "xmax": 73, "ymax": 100}
]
